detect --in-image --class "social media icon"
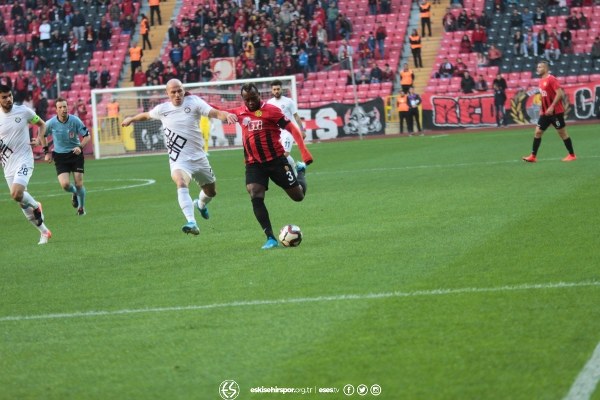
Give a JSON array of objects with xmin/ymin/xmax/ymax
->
[
  {"xmin": 371, "ymin": 384, "xmax": 382, "ymax": 396},
  {"xmin": 343, "ymin": 384, "xmax": 355, "ymax": 396},
  {"xmin": 357, "ymin": 384, "xmax": 368, "ymax": 396}
]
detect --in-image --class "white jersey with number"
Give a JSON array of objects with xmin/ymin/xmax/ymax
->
[
  {"xmin": 0, "ymin": 104, "xmax": 36, "ymax": 181},
  {"xmin": 267, "ymin": 95, "xmax": 299, "ymax": 153},
  {"xmin": 149, "ymin": 95, "xmax": 213, "ymax": 164}
]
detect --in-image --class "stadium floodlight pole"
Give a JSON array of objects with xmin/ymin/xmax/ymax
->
[
  {"xmin": 90, "ymin": 75, "xmax": 297, "ymax": 159},
  {"xmin": 348, "ymin": 53, "xmax": 363, "ymax": 140}
]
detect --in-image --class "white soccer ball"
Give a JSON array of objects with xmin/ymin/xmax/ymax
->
[{"xmin": 279, "ymin": 224, "xmax": 303, "ymax": 247}]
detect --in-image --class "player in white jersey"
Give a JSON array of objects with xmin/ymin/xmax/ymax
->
[
  {"xmin": 0, "ymin": 84, "xmax": 52, "ymax": 244},
  {"xmin": 267, "ymin": 79, "xmax": 306, "ymax": 174},
  {"xmin": 122, "ymin": 79, "xmax": 237, "ymax": 235}
]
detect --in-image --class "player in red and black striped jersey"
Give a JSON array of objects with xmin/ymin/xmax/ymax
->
[
  {"xmin": 227, "ymin": 83, "xmax": 313, "ymax": 249},
  {"xmin": 522, "ymin": 60, "xmax": 576, "ymax": 163}
]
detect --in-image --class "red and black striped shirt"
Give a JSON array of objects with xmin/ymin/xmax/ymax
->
[{"xmin": 228, "ymin": 102, "xmax": 291, "ymax": 164}]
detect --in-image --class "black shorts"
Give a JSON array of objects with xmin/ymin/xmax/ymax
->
[
  {"xmin": 53, "ymin": 151, "xmax": 85, "ymax": 175},
  {"xmin": 245, "ymin": 156, "xmax": 299, "ymax": 190},
  {"xmin": 537, "ymin": 113, "xmax": 566, "ymax": 131}
]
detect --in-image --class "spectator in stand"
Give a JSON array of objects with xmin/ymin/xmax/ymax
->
[
  {"xmin": 454, "ymin": 57, "xmax": 468, "ymax": 77},
  {"xmin": 578, "ymin": 12, "xmax": 589, "ymax": 30},
  {"xmin": 537, "ymin": 27, "xmax": 549, "ymax": 53},
  {"xmin": 443, "ymin": 8, "xmax": 457, "ymax": 32},
  {"xmin": 513, "ymin": 29, "xmax": 525, "ymax": 56},
  {"xmin": 83, "ymin": 24, "xmax": 96, "ymax": 53},
  {"xmin": 13, "ymin": 71, "xmax": 29, "ymax": 105},
  {"xmin": 472, "ymin": 23, "xmax": 487, "ymax": 62},
  {"xmin": 13, "ymin": 15, "xmax": 27, "ymax": 34},
  {"xmin": 100, "ymin": 66, "xmax": 111, "ymax": 88},
  {"xmin": 10, "ymin": 2, "xmax": 24, "ymax": 21},
  {"xmin": 120, "ymin": 15, "xmax": 135, "ymax": 35},
  {"xmin": 566, "ymin": 11, "xmax": 579, "ymax": 31},
  {"xmin": 167, "ymin": 20, "xmax": 180, "ymax": 46},
  {"xmin": 41, "ymin": 68, "xmax": 56, "ymax": 98},
  {"xmin": 36, "ymin": 91, "xmax": 49, "ymax": 122},
  {"xmin": 357, "ymin": 35, "xmax": 372, "ymax": 68},
  {"xmin": 149, "ymin": 0, "xmax": 162, "ymax": 26},
  {"xmin": 459, "ymin": 34, "xmax": 473, "ymax": 54},
  {"xmin": 65, "ymin": 32, "xmax": 79, "ymax": 62},
  {"xmin": 381, "ymin": 63, "xmax": 395, "ymax": 82},
  {"xmin": 24, "ymin": 42, "xmax": 35, "ymax": 72},
  {"xmin": 355, "ymin": 65, "xmax": 370, "ymax": 85},
  {"xmin": 457, "ymin": 9, "xmax": 470, "ymax": 30},
  {"xmin": 338, "ymin": 39, "xmax": 352, "ymax": 70},
  {"xmin": 375, "ymin": 21, "xmax": 387, "ymax": 59},
  {"xmin": 545, "ymin": 35, "xmax": 561, "ymax": 61},
  {"xmin": 368, "ymin": 0, "xmax": 377, "ymax": 15},
  {"xmin": 474, "ymin": 75, "xmax": 488, "ymax": 92},
  {"xmin": 522, "ymin": 7, "xmax": 534, "ymax": 31},
  {"xmin": 438, "ymin": 58, "xmax": 454, "ymax": 78},
  {"xmin": 399, "ymin": 63, "xmax": 414, "ymax": 93},
  {"xmin": 559, "ymin": 27, "xmax": 572, "ymax": 54},
  {"xmin": 71, "ymin": 9, "xmax": 86, "ymax": 42},
  {"xmin": 419, "ymin": 0, "xmax": 432, "ymax": 37},
  {"xmin": 339, "ymin": 13, "xmax": 353, "ymax": 40},
  {"xmin": 109, "ymin": 2, "xmax": 120, "ymax": 28},
  {"xmin": 488, "ymin": 44, "xmax": 502, "ymax": 66},
  {"xmin": 510, "ymin": 8, "xmax": 522, "ymax": 29},
  {"xmin": 461, "ymin": 71, "xmax": 475, "ymax": 94},
  {"xmin": 98, "ymin": 17, "xmax": 112, "ymax": 51},
  {"xmin": 592, "ymin": 36, "xmax": 600, "ymax": 68},
  {"xmin": 409, "ymin": 29, "xmax": 423, "ymax": 68},
  {"xmin": 524, "ymin": 28, "xmax": 538, "ymax": 57},
  {"xmin": 381, "ymin": 0, "xmax": 391, "ymax": 13},
  {"xmin": 39, "ymin": 18, "xmax": 51, "ymax": 46},
  {"xmin": 76, "ymin": 98, "xmax": 88, "ymax": 123},
  {"xmin": 133, "ymin": 66, "xmax": 146, "ymax": 108},
  {"xmin": 326, "ymin": 2, "xmax": 339, "ymax": 40},
  {"xmin": 370, "ymin": 63, "xmax": 383, "ymax": 83},
  {"xmin": 533, "ymin": 7, "xmax": 546, "ymax": 25},
  {"xmin": 89, "ymin": 67, "xmax": 99, "ymax": 89}
]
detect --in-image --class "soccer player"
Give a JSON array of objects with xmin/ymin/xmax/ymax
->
[
  {"xmin": 227, "ymin": 83, "xmax": 313, "ymax": 250},
  {"xmin": 522, "ymin": 60, "xmax": 576, "ymax": 163},
  {"xmin": 45, "ymin": 97, "xmax": 91, "ymax": 215},
  {"xmin": 121, "ymin": 79, "xmax": 237, "ymax": 235},
  {"xmin": 0, "ymin": 84, "xmax": 52, "ymax": 244},
  {"xmin": 267, "ymin": 79, "xmax": 306, "ymax": 174}
]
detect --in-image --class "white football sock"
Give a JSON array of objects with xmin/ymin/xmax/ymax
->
[
  {"xmin": 21, "ymin": 191, "xmax": 38, "ymax": 209},
  {"xmin": 177, "ymin": 188, "xmax": 195, "ymax": 223},
  {"xmin": 198, "ymin": 190, "xmax": 213, "ymax": 210}
]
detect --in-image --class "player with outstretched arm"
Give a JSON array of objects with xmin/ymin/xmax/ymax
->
[
  {"xmin": 121, "ymin": 79, "xmax": 237, "ymax": 235},
  {"xmin": 0, "ymin": 84, "xmax": 52, "ymax": 244},
  {"xmin": 226, "ymin": 83, "xmax": 313, "ymax": 249}
]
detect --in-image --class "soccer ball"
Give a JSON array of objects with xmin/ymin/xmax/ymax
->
[{"xmin": 279, "ymin": 224, "xmax": 303, "ymax": 247}]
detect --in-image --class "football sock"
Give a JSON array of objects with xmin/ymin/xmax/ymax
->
[
  {"xmin": 297, "ymin": 170, "xmax": 307, "ymax": 194},
  {"xmin": 20, "ymin": 192, "xmax": 38, "ymax": 209},
  {"xmin": 198, "ymin": 190, "xmax": 213, "ymax": 209},
  {"xmin": 532, "ymin": 137, "xmax": 542, "ymax": 156},
  {"xmin": 251, "ymin": 197, "xmax": 274, "ymax": 238},
  {"xmin": 77, "ymin": 186, "xmax": 86, "ymax": 208},
  {"xmin": 286, "ymin": 155, "xmax": 297, "ymax": 174},
  {"xmin": 563, "ymin": 137, "xmax": 575, "ymax": 155},
  {"xmin": 65, "ymin": 184, "xmax": 77, "ymax": 193},
  {"xmin": 177, "ymin": 188, "xmax": 195, "ymax": 223},
  {"xmin": 21, "ymin": 207, "xmax": 48, "ymax": 233}
]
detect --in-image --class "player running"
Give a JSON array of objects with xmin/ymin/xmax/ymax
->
[
  {"xmin": 227, "ymin": 83, "xmax": 313, "ymax": 249},
  {"xmin": 267, "ymin": 79, "xmax": 307, "ymax": 175},
  {"xmin": 45, "ymin": 97, "xmax": 91, "ymax": 215},
  {"xmin": 0, "ymin": 84, "xmax": 52, "ymax": 244},
  {"xmin": 522, "ymin": 60, "xmax": 576, "ymax": 163},
  {"xmin": 122, "ymin": 79, "xmax": 237, "ymax": 235}
]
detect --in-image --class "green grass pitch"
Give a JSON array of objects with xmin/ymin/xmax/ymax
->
[{"xmin": 1, "ymin": 124, "xmax": 599, "ymax": 399}]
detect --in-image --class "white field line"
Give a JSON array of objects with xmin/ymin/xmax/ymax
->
[
  {"xmin": 564, "ymin": 341, "xmax": 600, "ymax": 400},
  {"xmin": 1, "ymin": 280, "xmax": 598, "ymax": 323},
  {"xmin": 0, "ymin": 179, "xmax": 155, "ymax": 203}
]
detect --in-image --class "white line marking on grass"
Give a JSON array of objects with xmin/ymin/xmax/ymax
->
[
  {"xmin": 0, "ymin": 179, "xmax": 155, "ymax": 202},
  {"xmin": 1, "ymin": 280, "xmax": 598, "ymax": 323},
  {"xmin": 564, "ymin": 341, "xmax": 600, "ymax": 400}
]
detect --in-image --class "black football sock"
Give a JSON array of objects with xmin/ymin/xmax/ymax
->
[
  {"xmin": 532, "ymin": 137, "xmax": 542, "ymax": 156},
  {"xmin": 563, "ymin": 137, "xmax": 575, "ymax": 155},
  {"xmin": 251, "ymin": 197, "xmax": 274, "ymax": 239}
]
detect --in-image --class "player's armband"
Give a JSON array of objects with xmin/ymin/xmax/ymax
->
[{"xmin": 29, "ymin": 115, "xmax": 41, "ymax": 124}]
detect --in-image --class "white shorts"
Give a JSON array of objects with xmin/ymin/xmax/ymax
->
[
  {"xmin": 279, "ymin": 130, "xmax": 294, "ymax": 153},
  {"xmin": 170, "ymin": 157, "xmax": 216, "ymax": 187},
  {"xmin": 3, "ymin": 153, "xmax": 34, "ymax": 188}
]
